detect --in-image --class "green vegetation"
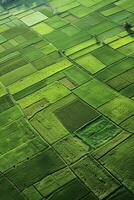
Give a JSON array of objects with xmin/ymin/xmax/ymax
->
[
  {"xmin": 0, "ymin": 175, "xmax": 24, "ymax": 200},
  {"xmin": 72, "ymin": 156, "xmax": 120, "ymax": 199},
  {"xmin": 48, "ymin": 178, "xmax": 89, "ymax": 200},
  {"xmin": 99, "ymin": 96, "xmax": 134, "ymax": 123},
  {"xmin": 106, "ymin": 188, "xmax": 134, "ymax": 200},
  {"xmin": 0, "ymin": 0, "xmax": 134, "ymax": 199},
  {"xmin": 76, "ymin": 116, "xmax": 122, "ymax": 149},
  {"xmin": 100, "ymin": 136, "xmax": 134, "ymax": 192},
  {"xmin": 53, "ymin": 135, "xmax": 88, "ymax": 164},
  {"xmin": 35, "ymin": 167, "xmax": 75, "ymax": 197},
  {"xmin": 55, "ymin": 99, "xmax": 100, "ymax": 132},
  {"xmin": 6, "ymin": 148, "xmax": 65, "ymax": 191},
  {"xmin": 74, "ymin": 79, "xmax": 118, "ymax": 108},
  {"xmin": 75, "ymin": 53, "xmax": 106, "ymax": 74}
]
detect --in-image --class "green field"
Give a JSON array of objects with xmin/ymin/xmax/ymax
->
[{"xmin": 0, "ymin": 0, "xmax": 134, "ymax": 199}]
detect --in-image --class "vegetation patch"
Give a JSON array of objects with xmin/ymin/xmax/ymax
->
[
  {"xmin": 71, "ymin": 156, "xmax": 120, "ymax": 199},
  {"xmin": 55, "ymin": 99, "xmax": 100, "ymax": 132},
  {"xmin": 100, "ymin": 136, "xmax": 134, "ymax": 192},
  {"xmin": 74, "ymin": 79, "xmax": 118, "ymax": 108},
  {"xmin": 76, "ymin": 116, "xmax": 122, "ymax": 149}
]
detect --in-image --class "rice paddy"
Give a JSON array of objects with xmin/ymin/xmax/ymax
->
[{"xmin": 0, "ymin": 0, "xmax": 134, "ymax": 199}]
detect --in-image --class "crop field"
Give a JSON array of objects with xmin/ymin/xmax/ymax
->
[{"xmin": 0, "ymin": 0, "xmax": 134, "ymax": 200}]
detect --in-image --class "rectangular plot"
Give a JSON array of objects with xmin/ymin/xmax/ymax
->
[
  {"xmin": 30, "ymin": 111, "xmax": 69, "ymax": 144},
  {"xmin": 106, "ymin": 75, "xmax": 130, "ymax": 91},
  {"xmin": 95, "ymin": 68, "xmax": 116, "ymax": 82},
  {"xmin": 20, "ymin": 30, "xmax": 41, "ymax": 47},
  {"xmin": 81, "ymin": 194, "xmax": 98, "ymax": 200},
  {"xmin": 64, "ymin": 66, "xmax": 91, "ymax": 86},
  {"xmin": 53, "ymin": 135, "xmax": 88, "ymax": 164},
  {"xmin": 22, "ymin": 186, "xmax": 42, "ymax": 200},
  {"xmin": 0, "ymin": 63, "xmax": 37, "ymax": 86},
  {"xmin": 99, "ymin": 96, "xmax": 134, "ymax": 124},
  {"xmin": 75, "ymin": 54, "xmax": 106, "ymax": 74},
  {"xmin": 99, "ymin": 27, "xmax": 122, "ymax": 41},
  {"xmin": 0, "ymin": 51, "xmax": 20, "ymax": 64},
  {"xmin": 108, "ymin": 57, "xmax": 134, "ymax": 76},
  {"xmin": 71, "ymin": 156, "xmax": 120, "ymax": 199},
  {"xmin": 48, "ymin": 178, "xmax": 89, "ymax": 200},
  {"xmin": 0, "ymin": 115, "xmax": 48, "ymax": 171},
  {"xmin": 0, "ymin": 105, "xmax": 22, "ymax": 127},
  {"xmin": 120, "ymin": 84, "xmax": 134, "ymax": 98},
  {"xmin": 35, "ymin": 167, "xmax": 75, "ymax": 197},
  {"xmin": 21, "ymin": 46, "xmax": 44, "ymax": 62},
  {"xmin": 92, "ymin": 46, "xmax": 124, "ymax": 65},
  {"xmin": 32, "ymin": 51, "xmax": 62, "ymax": 70},
  {"xmin": 120, "ymin": 68, "xmax": 134, "ymax": 83},
  {"xmin": 76, "ymin": 116, "xmax": 122, "ymax": 149},
  {"xmin": 23, "ymin": 98, "xmax": 49, "ymax": 119},
  {"xmin": 53, "ymin": 31, "xmax": 90, "ymax": 50},
  {"xmin": 88, "ymin": 21, "xmax": 116, "ymax": 35},
  {"xmin": 100, "ymin": 136, "xmax": 134, "ymax": 192},
  {"xmin": 32, "ymin": 22, "xmax": 53, "ymax": 35},
  {"xmin": 70, "ymin": 43, "xmax": 103, "ymax": 60},
  {"xmin": 101, "ymin": 6, "xmax": 123, "ymax": 16},
  {"xmin": 5, "ymin": 148, "xmax": 65, "ymax": 191},
  {"xmin": 66, "ymin": 38, "xmax": 96, "ymax": 56},
  {"xmin": 45, "ymin": 29, "xmax": 68, "ymax": 44},
  {"xmin": 78, "ymin": 0, "xmax": 95, "ymax": 7},
  {"xmin": 57, "ymin": 2, "xmax": 80, "ymax": 12},
  {"xmin": 14, "ymin": 78, "xmax": 47, "ymax": 101},
  {"xmin": 0, "ymin": 94, "xmax": 14, "ymax": 112},
  {"xmin": 109, "ymin": 36, "xmax": 134, "ymax": 49},
  {"xmin": 106, "ymin": 187, "xmax": 134, "ymax": 200},
  {"xmin": 61, "ymin": 25, "xmax": 79, "ymax": 36},
  {"xmin": 40, "ymin": 44, "xmax": 57, "ymax": 55},
  {"xmin": 74, "ymin": 79, "xmax": 117, "ymax": 108},
  {"xmin": 46, "ymin": 16, "xmax": 69, "ymax": 29},
  {"xmin": 0, "ymin": 118, "xmax": 36, "ymax": 154},
  {"xmin": 0, "ymin": 176, "xmax": 25, "ymax": 200},
  {"xmin": 0, "ymin": 137, "xmax": 47, "ymax": 172},
  {"xmin": 0, "ymin": 56, "xmax": 28, "ymax": 76},
  {"xmin": 18, "ymin": 82, "xmax": 71, "ymax": 109},
  {"xmin": 109, "ymin": 10, "xmax": 132, "ymax": 23},
  {"xmin": 69, "ymin": 5, "xmax": 92, "ymax": 18},
  {"xmin": 55, "ymin": 99, "xmax": 100, "ymax": 132},
  {"xmin": 74, "ymin": 11, "xmax": 105, "ymax": 28},
  {"xmin": 1, "ymin": 25, "xmax": 29, "ymax": 40},
  {"xmin": 92, "ymin": 131, "xmax": 132, "ymax": 159},
  {"xmin": 21, "ymin": 11, "xmax": 48, "ymax": 26},
  {"xmin": 120, "ymin": 115, "xmax": 134, "ymax": 133},
  {"xmin": 8, "ymin": 59, "xmax": 72, "ymax": 95},
  {"xmin": 46, "ymin": 71, "xmax": 65, "ymax": 85},
  {"xmin": 118, "ymin": 42, "xmax": 134, "ymax": 56},
  {"xmin": 59, "ymin": 77, "xmax": 76, "ymax": 90}
]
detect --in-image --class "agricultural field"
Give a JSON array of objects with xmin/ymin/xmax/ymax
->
[{"xmin": 0, "ymin": 0, "xmax": 134, "ymax": 200}]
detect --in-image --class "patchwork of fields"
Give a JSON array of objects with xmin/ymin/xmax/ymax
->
[{"xmin": 0, "ymin": 0, "xmax": 134, "ymax": 199}]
